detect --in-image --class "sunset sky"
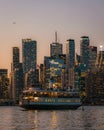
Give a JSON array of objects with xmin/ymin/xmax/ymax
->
[{"xmin": 0, "ymin": 0, "xmax": 104, "ymax": 73}]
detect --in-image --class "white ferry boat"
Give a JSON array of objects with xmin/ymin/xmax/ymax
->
[{"xmin": 19, "ymin": 87, "xmax": 81, "ymax": 110}]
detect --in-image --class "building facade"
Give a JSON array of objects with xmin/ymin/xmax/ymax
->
[
  {"xmin": 12, "ymin": 47, "xmax": 20, "ymax": 70},
  {"xmin": 11, "ymin": 47, "xmax": 23, "ymax": 103},
  {"xmin": 44, "ymin": 56, "xmax": 65, "ymax": 89},
  {"xmin": 22, "ymin": 39, "xmax": 37, "ymax": 87},
  {"xmin": 89, "ymin": 46, "xmax": 97, "ymax": 70},
  {"xmin": 0, "ymin": 69, "xmax": 9, "ymax": 99},
  {"xmin": 66, "ymin": 39, "xmax": 75, "ymax": 90},
  {"xmin": 95, "ymin": 50, "xmax": 104, "ymax": 69},
  {"xmin": 80, "ymin": 36, "xmax": 90, "ymax": 70},
  {"xmin": 85, "ymin": 69, "xmax": 104, "ymax": 105}
]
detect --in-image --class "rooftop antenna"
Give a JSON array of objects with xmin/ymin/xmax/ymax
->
[{"xmin": 55, "ymin": 31, "xmax": 57, "ymax": 43}]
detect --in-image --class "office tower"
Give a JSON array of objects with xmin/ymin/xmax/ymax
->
[
  {"xmin": 12, "ymin": 47, "xmax": 20, "ymax": 70},
  {"xmin": 22, "ymin": 39, "xmax": 37, "ymax": 87},
  {"xmin": 66, "ymin": 39, "xmax": 75, "ymax": 90},
  {"xmin": 12, "ymin": 63, "xmax": 23, "ymax": 102},
  {"xmin": 44, "ymin": 56, "xmax": 65, "ymax": 89},
  {"xmin": 0, "ymin": 69, "xmax": 9, "ymax": 99},
  {"xmin": 96, "ymin": 50, "xmax": 104, "ymax": 69},
  {"xmin": 11, "ymin": 47, "xmax": 23, "ymax": 103},
  {"xmin": 80, "ymin": 36, "xmax": 90, "ymax": 69},
  {"xmin": 85, "ymin": 68, "xmax": 104, "ymax": 105},
  {"xmin": 50, "ymin": 32, "xmax": 63, "ymax": 57},
  {"xmin": 39, "ymin": 64, "xmax": 44, "ymax": 87},
  {"xmin": 66, "ymin": 39, "xmax": 75, "ymax": 68},
  {"xmin": 89, "ymin": 46, "xmax": 97, "ymax": 70},
  {"xmin": 86, "ymin": 46, "xmax": 104, "ymax": 104}
]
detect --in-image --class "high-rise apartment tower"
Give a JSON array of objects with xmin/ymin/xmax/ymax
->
[
  {"xmin": 80, "ymin": 36, "xmax": 90, "ymax": 69},
  {"xmin": 66, "ymin": 39, "xmax": 75, "ymax": 89},
  {"xmin": 22, "ymin": 39, "xmax": 37, "ymax": 87}
]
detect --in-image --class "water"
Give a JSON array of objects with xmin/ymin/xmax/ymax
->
[{"xmin": 0, "ymin": 106, "xmax": 104, "ymax": 130}]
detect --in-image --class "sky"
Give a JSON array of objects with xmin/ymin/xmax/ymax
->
[{"xmin": 0, "ymin": 0, "xmax": 104, "ymax": 73}]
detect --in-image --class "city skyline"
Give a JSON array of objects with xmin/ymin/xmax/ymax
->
[{"xmin": 0, "ymin": 0, "xmax": 104, "ymax": 73}]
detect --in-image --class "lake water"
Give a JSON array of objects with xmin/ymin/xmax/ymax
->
[{"xmin": 0, "ymin": 106, "xmax": 104, "ymax": 130}]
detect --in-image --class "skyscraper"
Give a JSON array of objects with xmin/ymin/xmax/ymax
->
[
  {"xmin": 22, "ymin": 39, "xmax": 37, "ymax": 87},
  {"xmin": 11, "ymin": 47, "xmax": 23, "ymax": 103},
  {"xmin": 80, "ymin": 36, "xmax": 90, "ymax": 69},
  {"xmin": 66, "ymin": 39, "xmax": 75, "ymax": 68},
  {"xmin": 50, "ymin": 32, "xmax": 63, "ymax": 57},
  {"xmin": 96, "ymin": 50, "xmax": 104, "ymax": 69},
  {"xmin": 89, "ymin": 46, "xmax": 97, "ymax": 70},
  {"xmin": 0, "ymin": 69, "xmax": 9, "ymax": 99},
  {"xmin": 66, "ymin": 39, "xmax": 75, "ymax": 89},
  {"xmin": 44, "ymin": 56, "xmax": 65, "ymax": 89},
  {"xmin": 12, "ymin": 47, "xmax": 20, "ymax": 70}
]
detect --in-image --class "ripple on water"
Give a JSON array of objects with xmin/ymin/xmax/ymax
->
[{"xmin": 0, "ymin": 106, "xmax": 104, "ymax": 130}]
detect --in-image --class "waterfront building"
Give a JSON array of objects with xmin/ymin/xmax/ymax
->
[
  {"xmin": 11, "ymin": 47, "xmax": 24, "ymax": 103},
  {"xmin": 11, "ymin": 63, "xmax": 23, "ymax": 103},
  {"xmin": 66, "ymin": 39, "xmax": 75, "ymax": 68},
  {"xmin": 22, "ymin": 39, "xmax": 37, "ymax": 87},
  {"xmin": 12, "ymin": 47, "xmax": 20, "ymax": 70},
  {"xmin": 85, "ymin": 47, "xmax": 104, "ymax": 104},
  {"xmin": 0, "ymin": 69, "xmax": 9, "ymax": 99},
  {"xmin": 89, "ymin": 46, "xmax": 97, "ymax": 70},
  {"xmin": 39, "ymin": 64, "xmax": 45, "ymax": 88},
  {"xmin": 44, "ymin": 56, "xmax": 65, "ymax": 89},
  {"xmin": 50, "ymin": 32, "xmax": 63, "ymax": 57},
  {"xmin": 95, "ymin": 50, "xmax": 104, "ymax": 69},
  {"xmin": 66, "ymin": 39, "xmax": 75, "ymax": 90},
  {"xmin": 41, "ymin": 54, "xmax": 66, "ymax": 89},
  {"xmin": 75, "ymin": 63, "xmax": 88, "ymax": 91},
  {"xmin": 85, "ymin": 69, "xmax": 104, "ymax": 105},
  {"xmin": 80, "ymin": 36, "xmax": 90, "ymax": 70}
]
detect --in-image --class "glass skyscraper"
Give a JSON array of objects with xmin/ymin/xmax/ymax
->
[
  {"xmin": 44, "ymin": 56, "xmax": 65, "ymax": 89},
  {"xmin": 66, "ymin": 39, "xmax": 75, "ymax": 69},
  {"xmin": 12, "ymin": 47, "xmax": 20, "ymax": 71},
  {"xmin": 89, "ymin": 46, "xmax": 97, "ymax": 70},
  {"xmin": 80, "ymin": 36, "xmax": 90, "ymax": 69},
  {"xmin": 11, "ymin": 47, "xmax": 23, "ymax": 103},
  {"xmin": 96, "ymin": 50, "xmax": 104, "ymax": 69},
  {"xmin": 66, "ymin": 39, "xmax": 75, "ymax": 90},
  {"xmin": 22, "ymin": 39, "xmax": 37, "ymax": 87}
]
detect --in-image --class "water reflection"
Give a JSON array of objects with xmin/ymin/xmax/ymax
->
[
  {"xmin": 50, "ymin": 111, "xmax": 58, "ymax": 130},
  {"xmin": 33, "ymin": 110, "xmax": 38, "ymax": 130},
  {"xmin": 0, "ymin": 106, "xmax": 104, "ymax": 130},
  {"xmin": 80, "ymin": 109, "xmax": 94, "ymax": 130},
  {"xmin": 79, "ymin": 106, "xmax": 104, "ymax": 130}
]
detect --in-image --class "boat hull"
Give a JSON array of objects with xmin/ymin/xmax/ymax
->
[
  {"xmin": 21, "ymin": 105, "xmax": 81, "ymax": 110},
  {"xmin": 20, "ymin": 103, "xmax": 81, "ymax": 110}
]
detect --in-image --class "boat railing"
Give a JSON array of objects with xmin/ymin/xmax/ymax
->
[{"xmin": 22, "ymin": 91, "xmax": 80, "ymax": 99}]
